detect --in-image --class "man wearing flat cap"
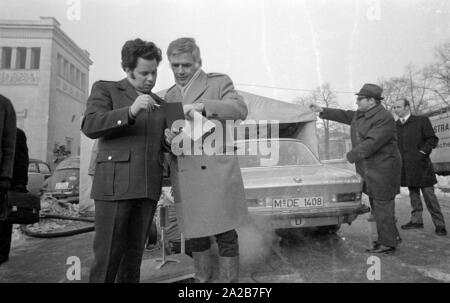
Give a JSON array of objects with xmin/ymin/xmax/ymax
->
[{"xmin": 310, "ymin": 83, "xmax": 402, "ymax": 254}]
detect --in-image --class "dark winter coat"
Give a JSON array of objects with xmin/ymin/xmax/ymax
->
[
  {"xmin": 0, "ymin": 95, "xmax": 16, "ymax": 182},
  {"xmin": 321, "ymin": 104, "xmax": 401, "ymax": 200},
  {"xmin": 396, "ymin": 115, "xmax": 438, "ymax": 187}
]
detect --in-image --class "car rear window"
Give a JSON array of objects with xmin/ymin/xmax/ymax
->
[
  {"xmin": 28, "ymin": 163, "xmax": 38, "ymax": 173},
  {"xmin": 236, "ymin": 140, "xmax": 319, "ymax": 168},
  {"xmin": 39, "ymin": 163, "xmax": 51, "ymax": 174}
]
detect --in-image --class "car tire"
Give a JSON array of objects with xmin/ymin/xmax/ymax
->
[{"xmin": 316, "ymin": 224, "xmax": 341, "ymax": 234}]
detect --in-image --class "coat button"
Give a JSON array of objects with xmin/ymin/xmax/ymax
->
[
  {"xmin": 117, "ymin": 120, "xmax": 122, "ymax": 125},
  {"xmin": 108, "ymin": 156, "xmax": 112, "ymax": 160}
]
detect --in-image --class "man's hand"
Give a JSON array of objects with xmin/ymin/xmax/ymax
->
[
  {"xmin": 130, "ymin": 94, "xmax": 160, "ymax": 117},
  {"xmin": 183, "ymin": 103, "xmax": 204, "ymax": 120},
  {"xmin": 309, "ymin": 103, "xmax": 323, "ymax": 113},
  {"xmin": 164, "ymin": 128, "xmax": 181, "ymax": 145}
]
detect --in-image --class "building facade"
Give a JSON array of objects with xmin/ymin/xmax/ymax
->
[{"xmin": 0, "ymin": 17, "xmax": 92, "ymax": 166}]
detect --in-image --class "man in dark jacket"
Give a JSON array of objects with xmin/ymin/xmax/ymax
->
[
  {"xmin": 0, "ymin": 128, "xmax": 28, "ymax": 265},
  {"xmin": 310, "ymin": 83, "xmax": 401, "ymax": 254},
  {"xmin": 393, "ymin": 99, "xmax": 447, "ymax": 236},
  {"xmin": 0, "ymin": 95, "xmax": 16, "ymax": 265},
  {"xmin": 81, "ymin": 39, "xmax": 167, "ymax": 282}
]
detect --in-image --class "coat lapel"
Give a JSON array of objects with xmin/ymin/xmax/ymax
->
[
  {"xmin": 165, "ymin": 86, "xmax": 183, "ymax": 103},
  {"xmin": 182, "ymin": 71, "xmax": 208, "ymax": 105},
  {"xmin": 117, "ymin": 78, "xmax": 138, "ymax": 104}
]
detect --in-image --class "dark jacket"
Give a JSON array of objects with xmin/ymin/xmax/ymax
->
[
  {"xmin": 396, "ymin": 115, "xmax": 438, "ymax": 187},
  {"xmin": 321, "ymin": 104, "xmax": 401, "ymax": 200},
  {"xmin": 81, "ymin": 79, "xmax": 167, "ymax": 201},
  {"xmin": 0, "ymin": 95, "xmax": 16, "ymax": 181},
  {"xmin": 12, "ymin": 128, "xmax": 29, "ymax": 189}
]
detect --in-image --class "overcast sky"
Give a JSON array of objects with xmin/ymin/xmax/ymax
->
[{"xmin": 1, "ymin": 0, "xmax": 449, "ymax": 108}]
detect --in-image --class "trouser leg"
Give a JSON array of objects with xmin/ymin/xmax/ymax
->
[
  {"xmin": 0, "ymin": 221, "xmax": 13, "ymax": 262},
  {"xmin": 116, "ymin": 199, "xmax": 156, "ymax": 283},
  {"xmin": 372, "ymin": 198, "xmax": 399, "ymax": 247},
  {"xmin": 216, "ymin": 230, "xmax": 239, "ymax": 283},
  {"xmin": 421, "ymin": 187, "xmax": 446, "ymax": 229},
  {"xmin": 190, "ymin": 237, "xmax": 212, "ymax": 283},
  {"xmin": 408, "ymin": 187, "xmax": 424, "ymax": 224},
  {"xmin": 89, "ymin": 200, "xmax": 132, "ymax": 283}
]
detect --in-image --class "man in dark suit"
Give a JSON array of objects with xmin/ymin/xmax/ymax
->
[
  {"xmin": 0, "ymin": 128, "xmax": 29, "ymax": 266},
  {"xmin": 81, "ymin": 39, "xmax": 167, "ymax": 282},
  {"xmin": 0, "ymin": 96, "xmax": 16, "ymax": 265},
  {"xmin": 310, "ymin": 84, "xmax": 402, "ymax": 254},
  {"xmin": 393, "ymin": 98, "xmax": 447, "ymax": 236}
]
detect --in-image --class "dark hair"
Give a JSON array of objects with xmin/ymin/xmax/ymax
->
[
  {"xmin": 401, "ymin": 98, "xmax": 410, "ymax": 108},
  {"xmin": 167, "ymin": 37, "xmax": 202, "ymax": 65},
  {"xmin": 121, "ymin": 38, "xmax": 162, "ymax": 71}
]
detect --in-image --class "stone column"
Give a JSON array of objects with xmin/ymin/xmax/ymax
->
[
  {"xmin": 10, "ymin": 47, "xmax": 17, "ymax": 69},
  {"xmin": 25, "ymin": 47, "xmax": 32, "ymax": 69}
]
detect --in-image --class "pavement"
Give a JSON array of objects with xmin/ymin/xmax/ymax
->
[{"xmin": 1, "ymin": 190, "xmax": 449, "ymax": 283}]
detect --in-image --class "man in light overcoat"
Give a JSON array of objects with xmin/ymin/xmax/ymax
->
[{"xmin": 164, "ymin": 38, "xmax": 248, "ymax": 282}]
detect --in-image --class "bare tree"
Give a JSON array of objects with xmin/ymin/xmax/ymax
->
[
  {"xmin": 426, "ymin": 40, "xmax": 450, "ymax": 109},
  {"xmin": 379, "ymin": 64, "xmax": 435, "ymax": 115},
  {"xmin": 294, "ymin": 83, "xmax": 339, "ymax": 159}
]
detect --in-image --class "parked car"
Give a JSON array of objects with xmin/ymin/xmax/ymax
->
[
  {"xmin": 41, "ymin": 156, "xmax": 80, "ymax": 203},
  {"xmin": 27, "ymin": 158, "xmax": 52, "ymax": 195},
  {"xmin": 236, "ymin": 138, "xmax": 369, "ymax": 233}
]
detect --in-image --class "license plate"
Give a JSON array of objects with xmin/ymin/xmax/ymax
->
[
  {"xmin": 55, "ymin": 182, "xmax": 69, "ymax": 190},
  {"xmin": 272, "ymin": 197, "xmax": 324, "ymax": 208}
]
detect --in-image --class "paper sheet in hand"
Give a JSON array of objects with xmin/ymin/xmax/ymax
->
[{"xmin": 181, "ymin": 111, "xmax": 216, "ymax": 141}]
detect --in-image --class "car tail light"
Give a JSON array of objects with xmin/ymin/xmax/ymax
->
[
  {"xmin": 246, "ymin": 198, "xmax": 271, "ymax": 207},
  {"xmin": 331, "ymin": 192, "xmax": 362, "ymax": 202}
]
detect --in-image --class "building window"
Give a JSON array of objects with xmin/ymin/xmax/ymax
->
[
  {"xmin": 76, "ymin": 69, "xmax": 81, "ymax": 88},
  {"xmin": 81, "ymin": 73, "xmax": 86, "ymax": 91},
  {"xmin": 57, "ymin": 54, "xmax": 62, "ymax": 76},
  {"xmin": 31, "ymin": 47, "xmax": 40, "ymax": 69},
  {"xmin": 16, "ymin": 47, "xmax": 26, "ymax": 69},
  {"xmin": 64, "ymin": 59, "xmax": 69, "ymax": 80},
  {"xmin": 70, "ymin": 64, "xmax": 75, "ymax": 84},
  {"xmin": 1, "ymin": 47, "xmax": 12, "ymax": 69}
]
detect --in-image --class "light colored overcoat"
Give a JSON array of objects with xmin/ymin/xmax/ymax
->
[{"xmin": 164, "ymin": 71, "xmax": 248, "ymax": 238}]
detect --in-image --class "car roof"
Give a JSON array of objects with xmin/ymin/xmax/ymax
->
[
  {"xmin": 55, "ymin": 156, "xmax": 80, "ymax": 170},
  {"xmin": 29, "ymin": 158, "xmax": 50, "ymax": 165}
]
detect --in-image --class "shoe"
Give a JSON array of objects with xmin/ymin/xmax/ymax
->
[
  {"xmin": 0, "ymin": 257, "xmax": 8, "ymax": 266},
  {"xmin": 401, "ymin": 222, "xmax": 424, "ymax": 230},
  {"xmin": 435, "ymin": 227, "xmax": 447, "ymax": 236},
  {"xmin": 366, "ymin": 245, "xmax": 396, "ymax": 254},
  {"xmin": 367, "ymin": 241, "xmax": 380, "ymax": 251}
]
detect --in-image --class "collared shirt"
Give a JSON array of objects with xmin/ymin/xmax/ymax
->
[
  {"xmin": 177, "ymin": 68, "xmax": 202, "ymax": 98},
  {"xmin": 400, "ymin": 113, "xmax": 411, "ymax": 124}
]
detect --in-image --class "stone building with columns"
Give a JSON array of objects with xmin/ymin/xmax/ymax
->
[{"xmin": 0, "ymin": 17, "xmax": 92, "ymax": 166}]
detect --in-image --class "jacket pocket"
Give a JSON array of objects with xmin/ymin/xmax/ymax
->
[{"xmin": 96, "ymin": 150, "xmax": 131, "ymax": 196}]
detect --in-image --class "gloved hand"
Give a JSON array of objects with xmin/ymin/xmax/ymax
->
[{"xmin": 0, "ymin": 178, "xmax": 11, "ymax": 192}]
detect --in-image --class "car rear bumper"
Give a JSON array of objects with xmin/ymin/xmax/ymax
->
[
  {"xmin": 248, "ymin": 204, "xmax": 370, "ymax": 229},
  {"xmin": 45, "ymin": 191, "xmax": 79, "ymax": 203}
]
